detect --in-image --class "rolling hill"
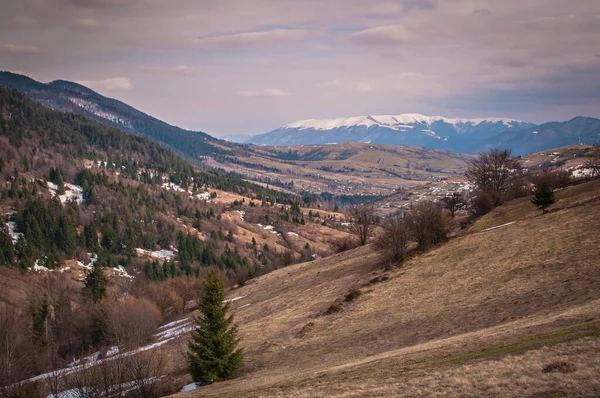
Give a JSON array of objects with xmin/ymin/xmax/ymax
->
[{"xmin": 173, "ymin": 178, "xmax": 600, "ymax": 397}]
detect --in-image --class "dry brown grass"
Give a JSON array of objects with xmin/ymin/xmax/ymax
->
[{"xmin": 173, "ymin": 180, "xmax": 600, "ymax": 397}]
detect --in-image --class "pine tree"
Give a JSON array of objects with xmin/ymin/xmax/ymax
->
[
  {"xmin": 83, "ymin": 265, "xmax": 108, "ymax": 303},
  {"xmin": 0, "ymin": 226, "xmax": 15, "ymax": 265},
  {"xmin": 188, "ymin": 270, "xmax": 243, "ymax": 385},
  {"xmin": 531, "ymin": 182, "xmax": 556, "ymax": 214}
]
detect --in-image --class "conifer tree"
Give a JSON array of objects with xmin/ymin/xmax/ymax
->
[
  {"xmin": 83, "ymin": 265, "xmax": 108, "ymax": 303},
  {"xmin": 188, "ymin": 270, "xmax": 243, "ymax": 385},
  {"xmin": 531, "ymin": 182, "xmax": 556, "ymax": 214},
  {"xmin": 0, "ymin": 226, "xmax": 15, "ymax": 265}
]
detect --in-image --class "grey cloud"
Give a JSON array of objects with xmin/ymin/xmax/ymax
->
[
  {"xmin": 4, "ymin": 44, "xmax": 41, "ymax": 54},
  {"xmin": 139, "ymin": 65, "xmax": 198, "ymax": 76},
  {"xmin": 349, "ymin": 25, "xmax": 414, "ymax": 46},
  {"xmin": 238, "ymin": 88, "xmax": 291, "ymax": 98},
  {"xmin": 67, "ymin": 0, "xmax": 136, "ymax": 7},
  {"xmin": 190, "ymin": 29, "xmax": 316, "ymax": 50},
  {"xmin": 473, "ymin": 8, "xmax": 492, "ymax": 16},
  {"xmin": 402, "ymin": 0, "xmax": 436, "ymax": 13},
  {"xmin": 12, "ymin": 16, "xmax": 39, "ymax": 26},
  {"xmin": 70, "ymin": 18, "xmax": 109, "ymax": 31}
]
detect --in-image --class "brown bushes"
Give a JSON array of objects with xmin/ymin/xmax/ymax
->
[
  {"xmin": 373, "ymin": 216, "xmax": 412, "ymax": 264},
  {"xmin": 405, "ymin": 201, "xmax": 450, "ymax": 250},
  {"xmin": 55, "ymin": 349, "xmax": 167, "ymax": 398},
  {"xmin": 102, "ymin": 296, "xmax": 162, "ymax": 349},
  {"xmin": 374, "ymin": 200, "xmax": 450, "ymax": 266},
  {"xmin": 148, "ymin": 284, "xmax": 185, "ymax": 319},
  {"xmin": 332, "ymin": 236, "xmax": 360, "ymax": 253}
]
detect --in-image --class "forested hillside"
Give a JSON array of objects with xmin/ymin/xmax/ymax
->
[
  {"xmin": 0, "ymin": 71, "xmax": 237, "ymax": 163},
  {"xmin": 0, "ymin": 86, "xmax": 356, "ymax": 391}
]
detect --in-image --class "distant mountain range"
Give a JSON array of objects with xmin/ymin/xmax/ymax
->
[
  {"xmin": 0, "ymin": 71, "xmax": 235, "ymax": 163},
  {"xmin": 2, "ymin": 71, "xmax": 599, "ymax": 158},
  {"xmin": 245, "ymin": 114, "xmax": 600, "ymax": 156}
]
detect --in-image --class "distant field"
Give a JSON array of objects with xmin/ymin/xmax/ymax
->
[
  {"xmin": 212, "ymin": 142, "xmax": 472, "ymax": 197},
  {"xmin": 175, "ymin": 179, "xmax": 600, "ymax": 397}
]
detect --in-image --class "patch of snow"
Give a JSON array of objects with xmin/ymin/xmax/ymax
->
[
  {"xmin": 479, "ymin": 221, "xmax": 516, "ymax": 233},
  {"xmin": 113, "ymin": 265, "xmax": 134, "ymax": 279},
  {"xmin": 287, "ymin": 232, "xmax": 299, "ymax": 237},
  {"xmin": 195, "ymin": 191, "xmax": 210, "ymax": 200},
  {"xmin": 5, "ymin": 221, "xmax": 23, "ymax": 244},
  {"xmin": 263, "ymin": 225, "xmax": 275, "ymax": 230},
  {"xmin": 154, "ymin": 322, "xmax": 194, "ymax": 341},
  {"xmin": 68, "ymin": 97, "xmax": 133, "ymax": 128},
  {"xmin": 47, "ymin": 182, "xmax": 84, "ymax": 205},
  {"xmin": 224, "ymin": 295, "xmax": 246, "ymax": 303},
  {"xmin": 571, "ymin": 167, "xmax": 594, "ymax": 178},
  {"xmin": 106, "ymin": 346, "xmax": 119, "ymax": 357},
  {"xmin": 234, "ymin": 210, "xmax": 245, "ymax": 221},
  {"xmin": 31, "ymin": 259, "xmax": 53, "ymax": 272},
  {"xmin": 181, "ymin": 382, "xmax": 200, "ymax": 392},
  {"xmin": 237, "ymin": 303, "xmax": 251, "ymax": 309},
  {"xmin": 159, "ymin": 318, "xmax": 191, "ymax": 330},
  {"xmin": 135, "ymin": 248, "xmax": 175, "ymax": 260}
]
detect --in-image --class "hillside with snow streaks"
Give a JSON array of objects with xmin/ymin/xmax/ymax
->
[{"xmin": 248, "ymin": 113, "xmax": 536, "ymax": 152}]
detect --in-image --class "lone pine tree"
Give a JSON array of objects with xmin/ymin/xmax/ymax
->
[
  {"xmin": 83, "ymin": 265, "xmax": 108, "ymax": 303},
  {"xmin": 188, "ymin": 269, "xmax": 243, "ymax": 385},
  {"xmin": 531, "ymin": 182, "xmax": 556, "ymax": 214}
]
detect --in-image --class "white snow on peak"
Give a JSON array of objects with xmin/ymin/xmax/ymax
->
[{"xmin": 282, "ymin": 113, "xmax": 525, "ymax": 131}]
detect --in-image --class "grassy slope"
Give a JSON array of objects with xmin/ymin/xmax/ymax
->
[{"xmin": 177, "ymin": 180, "xmax": 600, "ymax": 397}]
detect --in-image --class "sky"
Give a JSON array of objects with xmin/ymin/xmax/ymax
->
[{"xmin": 1, "ymin": 0, "xmax": 599, "ymax": 136}]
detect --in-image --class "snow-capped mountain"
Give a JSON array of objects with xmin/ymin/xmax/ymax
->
[{"xmin": 247, "ymin": 113, "xmax": 537, "ymax": 152}]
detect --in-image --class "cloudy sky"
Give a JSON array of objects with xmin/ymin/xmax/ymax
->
[{"xmin": 1, "ymin": 0, "xmax": 599, "ymax": 135}]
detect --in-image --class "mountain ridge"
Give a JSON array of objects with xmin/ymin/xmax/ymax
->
[
  {"xmin": 0, "ymin": 71, "xmax": 236, "ymax": 164},
  {"xmin": 247, "ymin": 114, "xmax": 600, "ymax": 155}
]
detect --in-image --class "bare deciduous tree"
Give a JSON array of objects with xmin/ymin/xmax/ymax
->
[
  {"xmin": 585, "ymin": 144, "xmax": 600, "ymax": 177},
  {"xmin": 348, "ymin": 204, "xmax": 376, "ymax": 246},
  {"xmin": 0, "ymin": 305, "xmax": 34, "ymax": 389},
  {"xmin": 465, "ymin": 149, "xmax": 522, "ymax": 204},
  {"xmin": 405, "ymin": 201, "xmax": 450, "ymax": 250},
  {"xmin": 373, "ymin": 215, "xmax": 412, "ymax": 265},
  {"xmin": 441, "ymin": 192, "xmax": 465, "ymax": 218},
  {"xmin": 103, "ymin": 297, "xmax": 162, "ymax": 349}
]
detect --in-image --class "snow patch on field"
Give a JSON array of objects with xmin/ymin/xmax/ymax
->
[
  {"xmin": 234, "ymin": 210, "xmax": 245, "ymax": 221},
  {"xmin": 181, "ymin": 382, "xmax": 200, "ymax": 392},
  {"xmin": 113, "ymin": 265, "xmax": 134, "ymax": 279},
  {"xmin": 47, "ymin": 182, "xmax": 84, "ymax": 205},
  {"xmin": 159, "ymin": 318, "xmax": 190, "ymax": 330},
  {"xmin": 78, "ymin": 254, "xmax": 97, "ymax": 270},
  {"xmin": 135, "ymin": 248, "xmax": 175, "ymax": 260},
  {"xmin": 224, "ymin": 295, "xmax": 246, "ymax": 303},
  {"xmin": 287, "ymin": 232, "xmax": 299, "ymax": 237},
  {"xmin": 154, "ymin": 322, "xmax": 194, "ymax": 341},
  {"xmin": 31, "ymin": 259, "xmax": 53, "ymax": 272},
  {"xmin": 479, "ymin": 221, "xmax": 516, "ymax": 233}
]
